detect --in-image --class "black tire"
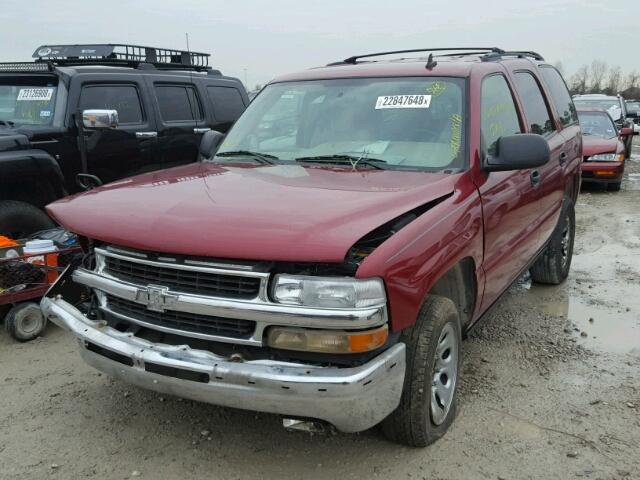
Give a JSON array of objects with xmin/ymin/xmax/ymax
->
[
  {"xmin": 0, "ymin": 200, "xmax": 55, "ymax": 239},
  {"xmin": 381, "ymin": 295, "xmax": 462, "ymax": 447},
  {"xmin": 607, "ymin": 182, "xmax": 621, "ymax": 192},
  {"xmin": 530, "ymin": 196, "xmax": 575, "ymax": 285},
  {"xmin": 5, "ymin": 302, "xmax": 47, "ymax": 342}
]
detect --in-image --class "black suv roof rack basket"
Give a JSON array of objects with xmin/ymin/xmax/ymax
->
[{"xmin": 31, "ymin": 44, "xmax": 211, "ymax": 71}]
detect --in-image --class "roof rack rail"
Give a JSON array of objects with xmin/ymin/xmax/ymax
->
[
  {"xmin": 31, "ymin": 44, "xmax": 211, "ymax": 72},
  {"xmin": 331, "ymin": 47, "xmax": 505, "ymax": 65},
  {"xmin": 481, "ymin": 50, "xmax": 545, "ymax": 62}
]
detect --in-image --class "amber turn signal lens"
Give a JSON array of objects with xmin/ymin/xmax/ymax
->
[
  {"xmin": 267, "ymin": 325, "xmax": 388, "ymax": 354},
  {"xmin": 593, "ymin": 170, "xmax": 617, "ymax": 177}
]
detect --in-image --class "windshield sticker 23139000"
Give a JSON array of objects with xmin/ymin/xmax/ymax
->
[
  {"xmin": 375, "ymin": 95, "xmax": 432, "ymax": 109},
  {"xmin": 17, "ymin": 88, "xmax": 54, "ymax": 102}
]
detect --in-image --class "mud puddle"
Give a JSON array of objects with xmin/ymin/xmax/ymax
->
[
  {"xmin": 624, "ymin": 172, "xmax": 640, "ymax": 190},
  {"xmin": 542, "ymin": 297, "xmax": 639, "ymax": 354}
]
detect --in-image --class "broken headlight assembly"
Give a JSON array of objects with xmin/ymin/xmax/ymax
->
[{"xmin": 271, "ymin": 275, "xmax": 386, "ymax": 309}]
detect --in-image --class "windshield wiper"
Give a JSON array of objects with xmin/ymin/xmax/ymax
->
[
  {"xmin": 295, "ymin": 154, "xmax": 388, "ymax": 170},
  {"xmin": 0, "ymin": 120, "xmax": 15, "ymax": 127},
  {"xmin": 215, "ymin": 150, "xmax": 279, "ymax": 165}
]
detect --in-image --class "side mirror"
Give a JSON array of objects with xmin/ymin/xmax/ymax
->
[
  {"xmin": 484, "ymin": 134, "xmax": 550, "ymax": 172},
  {"xmin": 199, "ymin": 130, "xmax": 225, "ymax": 159},
  {"xmin": 82, "ymin": 109, "xmax": 118, "ymax": 129},
  {"xmin": 619, "ymin": 127, "xmax": 634, "ymax": 137}
]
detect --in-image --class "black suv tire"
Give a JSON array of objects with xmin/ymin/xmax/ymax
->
[
  {"xmin": 381, "ymin": 295, "xmax": 461, "ymax": 447},
  {"xmin": 0, "ymin": 200, "xmax": 55, "ymax": 238},
  {"xmin": 530, "ymin": 196, "xmax": 575, "ymax": 284}
]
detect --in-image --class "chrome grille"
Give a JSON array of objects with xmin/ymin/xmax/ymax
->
[
  {"xmin": 105, "ymin": 294, "xmax": 256, "ymax": 339},
  {"xmin": 102, "ymin": 252, "xmax": 262, "ymax": 299}
]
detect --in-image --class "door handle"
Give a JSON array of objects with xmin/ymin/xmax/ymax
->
[
  {"xmin": 135, "ymin": 131, "xmax": 158, "ymax": 139},
  {"xmin": 559, "ymin": 152, "xmax": 568, "ymax": 165},
  {"xmin": 193, "ymin": 127, "xmax": 211, "ymax": 134},
  {"xmin": 530, "ymin": 169, "xmax": 541, "ymax": 187}
]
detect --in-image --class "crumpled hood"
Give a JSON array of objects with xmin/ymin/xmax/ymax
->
[
  {"xmin": 582, "ymin": 136, "xmax": 623, "ymax": 157},
  {"xmin": 47, "ymin": 162, "xmax": 458, "ymax": 262}
]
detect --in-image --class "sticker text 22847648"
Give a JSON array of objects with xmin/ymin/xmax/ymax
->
[{"xmin": 375, "ymin": 94, "xmax": 432, "ymax": 109}]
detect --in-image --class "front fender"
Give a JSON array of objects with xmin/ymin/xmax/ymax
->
[
  {"xmin": 356, "ymin": 176, "xmax": 484, "ymax": 332},
  {"xmin": 0, "ymin": 149, "xmax": 66, "ymax": 204}
]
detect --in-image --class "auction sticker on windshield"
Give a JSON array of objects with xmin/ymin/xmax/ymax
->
[
  {"xmin": 17, "ymin": 88, "xmax": 54, "ymax": 101},
  {"xmin": 375, "ymin": 94, "xmax": 432, "ymax": 109}
]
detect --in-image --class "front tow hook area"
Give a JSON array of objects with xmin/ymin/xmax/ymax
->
[{"xmin": 283, "ymin": 418, "xmax": 335, "ymax": 434}]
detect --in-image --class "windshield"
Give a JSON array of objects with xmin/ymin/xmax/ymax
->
[
  {"xmin": 626, "ymin": 101, "xmax": 640, "ymax": 115},
  {"xmin": 0, "ymin": 77, "xmax": 58, "ymax": 126},
  {"xmin": 573, "ymin": 98, "xmax": 622, "ymax": 120},
  {"xmin": 215, "ymin": 77, "xmax": 466, "ymax": 171},
  {"xmin": 578, "ymin": 111, "xmax": 617, "ymax": 138}
]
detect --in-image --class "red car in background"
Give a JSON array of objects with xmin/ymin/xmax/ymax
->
[{"xmin": 578, "ymin": 108, "xmax": 633, "ymax": 191}]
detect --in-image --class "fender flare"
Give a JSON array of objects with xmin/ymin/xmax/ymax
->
[{"xmin": 0, "ymin": 149, "xmax": 67, "ymax": 205}]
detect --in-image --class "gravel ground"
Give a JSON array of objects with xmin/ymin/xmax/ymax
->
[{"xmin": 1, "ymin": 140, "xmax": 639, "ymax": 480}]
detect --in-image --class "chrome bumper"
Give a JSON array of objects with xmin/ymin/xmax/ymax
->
[{"xmin": 41, "ymin": 296, "xmax": 406, "ymax": 433}]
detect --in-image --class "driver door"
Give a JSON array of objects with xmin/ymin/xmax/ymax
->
[{"xmin": 73, "ymin": 79, "xmax": 160, "ymax": 186}]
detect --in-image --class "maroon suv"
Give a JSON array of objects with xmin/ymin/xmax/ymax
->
[{"xmin": 42, "ymin": 47, "xmax": 581, "ymax": 447}]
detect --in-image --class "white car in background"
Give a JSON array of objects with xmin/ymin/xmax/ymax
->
[{"xmin": 625, "ymin": 99, "xmax": 640, "ymax": 134}]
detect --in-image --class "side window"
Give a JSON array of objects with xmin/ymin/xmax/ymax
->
[
  {"xmin": 513, "ymin": 72, "xmax": 554, "ymax": 136},
  {"xmin": 539, "ymin": 66, "xmax": 578, "ymax": 127},
  {"xmin": 155, "ymin": 85, "xmax": 203, "ymax": 122},
  {"xmin": 481, "ymin": 75, "xmax": 521, "ymax": 156},
  {"xmin": 207, "ymin": 86, "xmax": 245, "ymax": 123},
  {"xmin": 79, "ymin": 84, "xmax": 143, "ymax": 124}
]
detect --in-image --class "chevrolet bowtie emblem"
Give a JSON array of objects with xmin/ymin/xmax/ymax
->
[{"xmin": 135, "ymin": 285, "xmax": 178, "ymax": 312}]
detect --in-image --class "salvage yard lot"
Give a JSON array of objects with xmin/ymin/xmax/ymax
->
[{"xmin": 1, "ymin": 141, "xmax": 639, "ymax": 480}]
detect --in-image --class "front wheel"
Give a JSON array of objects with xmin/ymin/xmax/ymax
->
[
  {"xmin": 381, "ymin": 295, "xmax": 461, "ymax": 447},
  {"xmin": 530, "ymin": 197, "xmax": 575, "ymax": 285}
]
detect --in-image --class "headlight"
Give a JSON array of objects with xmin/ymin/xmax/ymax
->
[
  {"xmin": 272, "ymin": 275, "xmax": 386, "ymax": 308},
  {"xmin": 589, "ymin": 153, "xmax": 624, "ymax": 161}
]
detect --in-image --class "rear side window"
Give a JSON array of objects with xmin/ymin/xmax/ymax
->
[
  {"xmin": 539, "ymin": 66, "xmax": 578, "ymax": 127},
  {"xmin": 207, "ymin": 86, "xmax": 245, "ymax": 123},
  {"xmin": 481, "ymin": 75, "xmax": 521, "ymax": 156},
  {"xmin": 79, "ymin": 85, "xmax": 143, "ymax": 124},
  {"xmin": 513, "ymin": 72, "xmax": 554, "ymax": 136},
  {"xmin": 155, "ymin": 85, "xmax": 203, "ymax": 122}
]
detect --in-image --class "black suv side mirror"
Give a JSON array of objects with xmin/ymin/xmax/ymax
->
[
  {"xmin": 484, "ymin": 134, "xmax": 550, "ymax": 172},
  {"xmin": 199, "ymin": 130, "xmax": 225, "ymax": 159}
]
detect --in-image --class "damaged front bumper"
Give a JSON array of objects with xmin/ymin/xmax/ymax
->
[{"xmin": 41, "ymin": 296, "xmax": 406, "ymax": 433}]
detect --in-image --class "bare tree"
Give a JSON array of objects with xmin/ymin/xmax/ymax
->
[
  {"xmin": 590, "ymin": 60, "xmax": 607, "ymax": 92},
  {"xmin": 624, "ymin": 70, "xmax": 640, "ymax": 91},
  {"xmin": 569, "ymin": 65, "xmax": 590, "ymax": 94},
  {"xmin": 606, "ymin": 66, "xmax": 622, "ymax": 94}
]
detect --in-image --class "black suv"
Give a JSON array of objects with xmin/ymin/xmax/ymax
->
[{"xmin": 0, "ymin": 44, "xmax": 248, "ymax": 237}]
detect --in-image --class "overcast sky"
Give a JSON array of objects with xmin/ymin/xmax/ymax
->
[{"xmin": 1, "ymin": 0, "xmax": 636, "ymax": 88}]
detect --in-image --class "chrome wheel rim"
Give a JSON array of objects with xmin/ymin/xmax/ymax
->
[
  {"xmin": 560, "ymin": 214, "xmax": 571, "ymax": 269},
  {"xmin": 430, "ymin": 323, "xmax": 458, "ymax": 426}
]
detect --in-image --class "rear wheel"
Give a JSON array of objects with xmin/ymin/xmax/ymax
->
[
  {"xmin": 381, "ymin": 295, "xmax": 461, "ymax": 447},
  {"xmin": 607, "ymin": 182, "xmax": 621, "ymax": 192},
  {"xmin": 530, "ymin": 197, "xmax": 575, "ymax": 285},
  {"xmin": 5, "ymin": 302, "xmax": 47, "ymax": 342},
  {"xmin": 0, "ymin": 200, "xmax": 54, "ymax": 239}
]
